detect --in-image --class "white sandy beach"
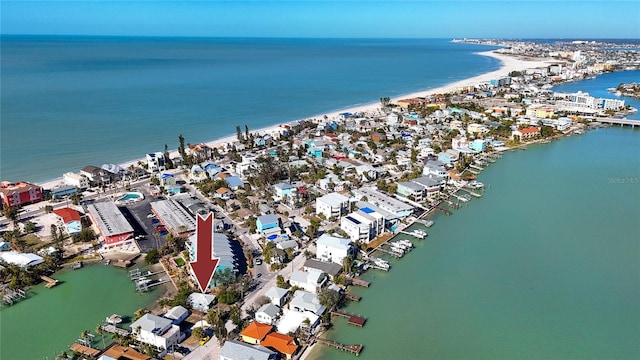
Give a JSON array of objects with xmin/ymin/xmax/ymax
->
[{"xmin": 36, "ymin": 50, "xmax": 555, "ymax": 191}]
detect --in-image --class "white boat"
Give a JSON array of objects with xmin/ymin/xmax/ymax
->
[
  {"xmin": 466, "ymin": 180, "xmax": 484, "ymax": 189},
  {"xmin": 106, "ymin": 314, "xmax": 123, "ymax": 324}
]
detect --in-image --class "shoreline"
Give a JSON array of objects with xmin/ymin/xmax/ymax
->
[{"xmin": 33, "ymin": 50, "xmax": 556, "ymax": 191}]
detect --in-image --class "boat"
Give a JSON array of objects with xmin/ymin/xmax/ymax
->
[
  {"xmin": 106, "ymin": 314, "xmax": 123, "ymax": 324},
  {"xmin": 466, "ymin": 180, "xmax": 484, "ymax": 189}
]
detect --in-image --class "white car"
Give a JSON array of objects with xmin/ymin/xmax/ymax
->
[{"xmin": 146, "ymin": 213, "xmax": 156, "ymax": 218}]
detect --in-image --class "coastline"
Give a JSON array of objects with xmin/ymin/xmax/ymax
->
[{"xmin": 34, "ymin": 50, "xmax": 555, "ymax": 191}]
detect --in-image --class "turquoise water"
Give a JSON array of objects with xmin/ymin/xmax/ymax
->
[
  {"xmin": 308, "ymin": 126, "xmax": 640, "ymax": 359},
  {"xmin": 119, "ymin": 193, "xmax": 142, "ymax": 201},
  {"xmin": 0, "ymin": 265, "xmax": 161, "ymax": 360},
  {"xmin": 1, "ymin": 37, "xmax": 500, "ymax": 182}
]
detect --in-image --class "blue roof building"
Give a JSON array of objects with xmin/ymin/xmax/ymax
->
[{"xmin": 257, "ymin": 214, "xmax": 280, "ymax": 234}]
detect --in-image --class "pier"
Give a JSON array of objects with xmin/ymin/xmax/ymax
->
[
  {"xmin": 376, "ymin": 246, "xmax": 403, "ymax": 258},
  {"xmin": 100, "ymin": 324, "xmax": 130, "ymax": 337},
  {"xmin": 435, "ymin": 206, "xmax": 452, "ymax": 216},
  {"xmin": 331, "ymin": 310, "xmax": 367, "ymax": 327},
  {"xmin": 69, "ymin": 343, "xmax": 101, "ymax": 357},
  {"xmin": 1, "ymin": 288, "xmax": 26, "ymax": 305},
  {"xmin": 41, "ymin": 275, "xmax": 59, "ymax": 288},
  {"xmin": 311, "ymin": 336, "xmax": 363, "ymax": 356},
  {"xmin": 459, "ymin": 188, "xmax": 482, "ymax": 198},
  {"xmin": 349, "ymin": 278, "xmax": 370, "ymax": 288},
  {"xmin": 344, "ymin": 293, "xmax": 361, "ymax": 302}
]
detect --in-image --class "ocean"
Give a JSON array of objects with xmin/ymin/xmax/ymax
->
[
  {"xmin": 307, "ymin": 73, "xmax": 640, "ymax": 359},
  {"xmin": 1, "ymin": 36, "xmax": 500, "ymax": 183}
]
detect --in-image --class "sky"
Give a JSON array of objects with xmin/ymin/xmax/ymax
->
[{"xmin": 1, "ymin": 1, "xmax": 639, "ymax": 39}]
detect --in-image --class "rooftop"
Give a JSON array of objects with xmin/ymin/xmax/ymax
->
[
  {"xmin": 150, "ymin": 198, "xmax": 197, "ymax": 233},
  {"xmin": 240, "ymin": 321, "xmax": 273, "ymax": 341},
  {"xmin": 86, "ymin": 201, "xmax": 134, "ymax": 237}
]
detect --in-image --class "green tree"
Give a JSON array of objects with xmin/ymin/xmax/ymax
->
[
  {"xmin": 192, "ymin": 326, "xmax": 206, "ymax": 340},
  {"xmin": 318, "ymin": 288, "xmax": 341, "ymax": 310},
  {"xmin": 2, "ymin": 206, "xmax": 19, "ymax": 230},
  {"xmin": 276, "ymin": 274, "xmax": 290, "ymax": 289},
  {"xmin": 145, "ymin": 249, "xmax": 160, "ymax": 264},
  {"xmin": 178, "ymin": 134, "xmax": 186, "ymax": 162}
]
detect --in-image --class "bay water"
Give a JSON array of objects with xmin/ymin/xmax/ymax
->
[
  {"xmin": 0, "ymin": 265, "xmax": 160, "ymax": 360},
  {"xmin": 308, "ymin": 129, "xmax": 640, "ymax": 359}
]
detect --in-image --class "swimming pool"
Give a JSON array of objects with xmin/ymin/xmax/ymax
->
[{"xmin": 115, "ymin": 192, "xmax": 144, "ymax": 205}]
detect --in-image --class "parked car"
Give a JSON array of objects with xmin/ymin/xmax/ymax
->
[{"xmin": 146, "ymin": 213, "xmax": 156, "ymax": 218}]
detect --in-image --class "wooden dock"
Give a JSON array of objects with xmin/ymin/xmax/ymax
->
[
  {"xmin": 101, "ymin": 324, "xmax": 130, "ymax": 337},
  {"xmin": 344, "ymin": 293, "xmax": 361, "ymax": 302},
  {"xmin": 331, "ymin": 310, "xmax": 366, "ymax": 327},
  {"xmin": 41, "ymin": 276, "xmax": 59, "ymax": 288},
  {"xmin": 69, "ymin": 343, "xmax": 101, "ymax": 357},
  {"xmin": 435, "ymin": 206, "xmax": 452, "ymax": 216},
  {"xmin": 349, "ymin": 278, "xmax": 370, "ymax": 288},
  {"xmin": 311, "ymin": 336, "xmax": 363, "ymax": 356}
]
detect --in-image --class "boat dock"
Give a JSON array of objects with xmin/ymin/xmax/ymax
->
[
  {"xmin": 350, "ymin": 278, "xmax": 370, "ymax": 288},
  {"xmin": 41, "ymin": 276, "xmax": 59, "ymax": 288},
  {"xmin": 344, "ymin": 293, "xmax": 361, "ymax": 302},
  {"xmin": 69, "ymin": 343, "xmax": 101, "ymax": 358},
  {"xmin": 376, "ymin": 246, "xmax": 403, "ymax": 258},
  {"xmin": 415, "ymin": 219, "xmax": 434, "ymax": 227},
  {"xmin": 331, "ymin": 310, "xmax": 367, "ymax": 327},
  {"xmin": 129, "ymin": 269, "xmax": 165, "ymax": 280},
  {"xmin": 459, "ymin": 188, "xmax": 482, "ymax": 198},
  {"xmin": 435, "ymin": 206, "xmax": 452, "ymax": 216},
  {"xmin": 310, "ymin": 336, "xmax": 363, "ymax": 356},
  {"xmin": 100, "ymin": 324, "xmax": 130, "ymax": 337},
  {"xmin": 1, "ymin": 288, "xmax": 26, "ymax": 305}
]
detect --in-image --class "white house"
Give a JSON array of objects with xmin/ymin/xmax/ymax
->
[
  {"xmin": 340, "ymin": 207, "xmax": 384, "ymax": 244},
  {"xmin": 255, "ymin": 303, "xmax": 281, "ymax": 325},
  {"xmin": 264, "ymin": 286, "xmax": 289, "ymax": 307},
  {"xmin": 130, "ymin": 314, "xmax": 180, "ymax": 351},
  {"xmin": 63, "ymin": 172, "xmax": 90, "ymax": 189},
  {"xmin": 187, "ymin": 292, "xmax": 216, "ymax": 312},
  {"xmin": 220, "ymin": 340, "xmax": 277, "ymax": 360},
  {"xmin": 288, "ymin": 290, "xmax": 326, "ymax": 315},
  {"xmin": 315, "ymin": 192, "xmax": 350, "ymax": 220},
  {"xmin": 146, "ymin": 152, "xmax": 166, "ymax": 172},
  {"xmin": 316, "ymin": 233, "xmax": 355, "ymax": 265},
  {"xmin": 289, "ymin": 270, "xmax": 327, "ymax": 294},
  {"xmin": 163, "ymin": 306, "xmax": 189, "ymax": 325}
]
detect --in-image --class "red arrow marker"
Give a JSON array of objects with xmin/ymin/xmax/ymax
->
[{"xmin": 190, "ymin": 213, "xmax": 219, "ymax": 292}]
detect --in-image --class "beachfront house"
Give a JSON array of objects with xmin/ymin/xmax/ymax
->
[
  {"xmin": 0, "ymin": 181, "xmax": 43, "ymax": 208},
  {"xmin": 63, "ymin": 172, "xmax": 90, "ymax": 190},
  {"xmin": 220, "ymin": 339, "xmax": 277, "ymax": 360},
  {"xmin": 145, "ymin": 152, "xmax": 166, "ymax": 173},
  {"xmin": 130, "ymin": 314, "xmax": 180, "ymax": 351}
]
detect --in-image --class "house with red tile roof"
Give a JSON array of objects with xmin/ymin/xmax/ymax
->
[
  {"xmin": 512, "ymin": 126, "xmax": 540, "ymax": 141},
  {"xmin": 52, "ymin": 207, "xmax": 82, "ymax": 235},
  {"xmin": 240, "ymin": 321, "xmax": 273, "ymax": 345},
  {"xmin": 260, "ymin": 332, "xmax": 299, "ymax": 360}
]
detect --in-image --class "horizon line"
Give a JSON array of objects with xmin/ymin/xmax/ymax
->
[{"xmin": 2, "ymin": 34, "xmax": 639, "ymax": 41}]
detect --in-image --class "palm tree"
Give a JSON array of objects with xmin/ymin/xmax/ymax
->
[
  {"xmin": 95, "ymin": 324, "xmax": 106, "ymax": 349},
  {"xmin": 2, "ymin": 206, "xmax": 19, "ymax": 231}
]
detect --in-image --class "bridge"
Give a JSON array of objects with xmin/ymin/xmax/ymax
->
[{"xmin": 592, "ymin": 117, "xmax": 640, "ymax": 127}]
